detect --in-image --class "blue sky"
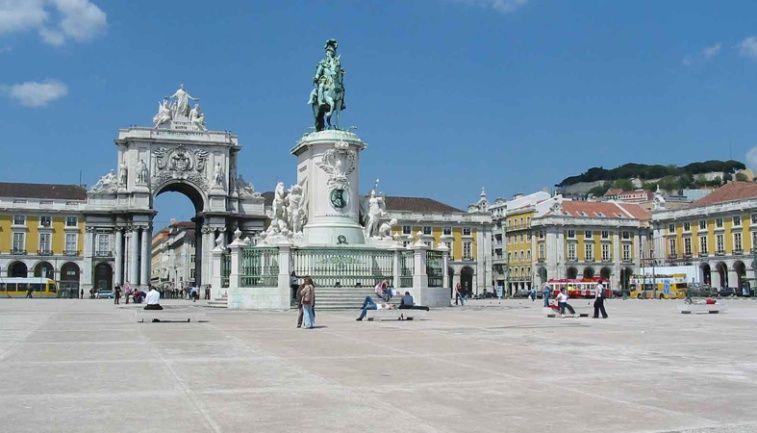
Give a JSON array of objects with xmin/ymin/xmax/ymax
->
[{"xmin": 2, "ymin": 0, "xmax": 757, "ymax": 224}]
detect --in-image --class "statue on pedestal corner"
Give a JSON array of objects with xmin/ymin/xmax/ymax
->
[
  {"xmin": 167, "ymin": 83, "xmax": 199, "ymax": 120},
  {"xmin": 308, "ymin": 39, "xmax": 346, "ymax": 131}
]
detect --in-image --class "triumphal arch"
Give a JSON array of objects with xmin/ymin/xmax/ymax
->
[{"xmin": 83, "ymin": 85, "xmax": 266, "ymax": 292}]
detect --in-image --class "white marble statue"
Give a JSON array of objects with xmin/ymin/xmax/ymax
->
[
  {"xmin": 286, "ymin": 184, "xmax": 307, "ymax": 234},
  {"xmin": 189, "ymin": 104, "xmax": 206, "ymax": 131},
  {"xmin": 137, "ymin": 159, "xmax": 149, "ymax": 184},
  {"xmin": 235, "ymin": 175, "xmax": 258, "ymax": 198},
  {"xmin": 152, "ymin": 99, "xmax": 172, "ymax": 128},
  {"xmin": 377, "ymin": 218, "xmax": 397, "ymax": 239},
  {"xmin": 363, "ymin": 189, "xmax": 386, "ymax": 238},
  {"xmin": 89, "ymin": 170, "xmax": 118, "ymax": 193},
  {"xmin": 268, "ymin": 182, "xmax": 289, "ymax": 234},
  {"xmin": 119, "ymin": 162, "xmax": 128, "ymax": 187},
  {"xmin": 214, "ymin": 161, "xmax": 225, "ymax": 188},
  {"xmin": 168, "ymin": 84, "xmax": 198, "ymax": 119}
]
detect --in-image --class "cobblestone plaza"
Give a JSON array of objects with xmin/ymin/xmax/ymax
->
[{"xmin": 2, "ymin": 299, "xmax": 756, "ymax": 433}]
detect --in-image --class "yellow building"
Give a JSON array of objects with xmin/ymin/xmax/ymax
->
[
  {"xmin": 653, "ymin": 181, "xmax": 757, "ymax": 290},
  {"xmin": 532, "ymin": 200, "xmax": 651, "ymax": 291},
  {"xmin": 0, "ymin": 182, "xmax": 87, "ymax": 296},
  {"xmin": 505, "ymin": 207, "xmax": 535, "ymax": 294},
  {"xmin": 385, "ymin": 196, "xmax": 492, "ymax": 296}
]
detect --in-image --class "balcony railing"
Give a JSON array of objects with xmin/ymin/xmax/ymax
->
[
  {"xmin": 733, "ymin": 249, "xmax": 743, "ymax": 255},
  {"xmin": 95, "ymin": 251, "xmax": 113, "ymax": 257},
  {"xmin": 37, "ymin": 250, "xmax": 53, "ymax": 256},
  {"xmin": 64, "ymin": 250, "xmax": 79, "ymax": 256},
  {"xmin": 11, "ymin": 249, "xmax": 27, "ymax": 255}
]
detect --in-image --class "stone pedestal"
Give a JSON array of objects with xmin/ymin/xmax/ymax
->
[{"xmin": 291, "ymin": 130, "xmax": 366, "ymax": 246}]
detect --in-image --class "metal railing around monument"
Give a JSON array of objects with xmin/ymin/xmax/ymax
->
[
  {"xmin": 426, "ymin": 250, "xmax": 444, "ymax": 288},
  {"xmin": 240, "ymin": 247, "xmax": 279, "ymax": 287},
  {"xmin": 399, "ymin": 250, "xmax": 414, "ymax": 288},
  {"xmin": 292, "ymin": 247, "xmax": 394, "ymax": 288}
]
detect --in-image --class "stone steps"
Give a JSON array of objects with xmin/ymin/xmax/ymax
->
[
  {"xmin": 206, "ymin": 295, "xmax": 228, "ymax": 309},
  {"xmin": 311, "ymin": 286, "xmax": 377, "ymax": 310}
]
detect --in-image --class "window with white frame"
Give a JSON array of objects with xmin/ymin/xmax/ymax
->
[
  {"xmin": 601, "ymin": 230, "xmax": 609, "ymax": 239},
  {"xmin": 668, "ymin": 238, "xmax": 677, "ymax": 255},
  {"xmin": 734, "ymin": 232, "xmax": 742, "ymax": 251},
  {"xmin": 402, "ymin": 225, "xmax": 411, "ymax": 235},
  {"xmin": 65, "ymin": 233, "xmax": 77, "ymax": 253},
  {"xmin": 716, "ymin": 234, "xmax": 724, "ymax": 253},
  {"xmin": 463, "ymin": 241, "xmax": 472, "ymax": 258},
  {"xmin": 13, "ymin": 232, "xmax": 25, "ymax": 251},
  {"xmin": 601, "ymin": 243, "xmax": 610, "ymax": 261},
  {"xmin": 567, "ymin": 230, "xmax": 575, "ymax": 239},
  {"xmin": 622, "ymin": 244, "xmax": 631, "ymax": 261},
  {"xmin": 684, "ymin": 237, "xmax": 692, "ymax": 256},
  {"xmin": 668, "ymin": 223, "xmax": 674, "ymax": 233},
  {"xmin": 39, "ymin": 232, "xmax": 51, "ymax": 252},
  {"xmin": 585, "ymin": 243, "xmax": 594, "ymax": 261},
  {"xmin": 699, "ymin": 220, "xmax": 706, "ymax": 230},
  {"xmin": 422, "ymin": 226, "xmax": 432, "ymax": 235},
  {"xmin": 733, "ymin": 215, "xmax": 742, "ymax": 227},
  {"xmin": 683, "ymin": 222, "xmax": 690, "ymax": 232},
  {"xmin": 13, "ymin": 215, "xmax": 26, "ymax": 226},
  {"xmin": 699, "ymin": 236, "xmax": 708, "ymax": 254},
  {"xmin": 462, "ymin": 227, "xmax": 471, "ymax": 236},
  {"xmin": 66, "ymin": 216, "xmax": 78, "ymax": 227},
  {"xmin": 752, "ymin": 214, "xmax": 757, "ymax": 225},
  {"xmin": 538, "ymin": 230, "xmax": 544, "ymax": 239},
  {"xmin": 39, "ymin": 216, "xmax": 52, "ymax": 228},
  {"xmin": 538, "ymin": 243, "xmax": 545, "ymax": 259},
  {"xmin": 443, "ymin": 227, "xmax": 451, "ymax": 235},
  {"xmin": 567, "ymin": 243, "xmax": 576, "ymax": 261},
  {"xmin": 96, "ymin": 234, "xmax": 110, "ymax": 254},
  {"xmin": 622, "ymin": 231, "xmax": 630, "ymax": 239},
  {"xmin": 585, "ymin": 230, "xmax": 592, "ymax": 239},
  {"xmin": 716, "ymin": 218, "xmax": 723, "ymax": 228}
]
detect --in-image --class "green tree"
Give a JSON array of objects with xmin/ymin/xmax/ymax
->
[
  {"xmin": 612, "ymin": 178, "xmax": 635, "ymax": 191},
  {"xmin": 588, "ymin": 182, "xmax": 611, "ymax": 197},
  {"xmin": 657, "ymin": 176, "xmax": 679, "ymax": 192},
  {"xmin": 736, "ymin": 172, "xmax": 749, "ymax": 182},
  {"xmin": 641, "ymin": 181, "xmax": 657, "ymax": 191}
]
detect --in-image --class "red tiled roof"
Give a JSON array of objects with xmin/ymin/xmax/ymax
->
[
  {"xmin": 603, "ymin": 188, "xmax": 623, "ymax": 197},
  {"xmin": 384, "ymin": 196, "xmax": 462, "ymax": 213},
  {"xmin": 559, "ymin": 201, "xmax": 650, "ymax": 221},
  {"xmin": 0, "ymin": 182, "xmax": 87, "ymax": 200},
  {"xmin": 693, "ymin": 181, "xmax": 757, "ymax": 207}
]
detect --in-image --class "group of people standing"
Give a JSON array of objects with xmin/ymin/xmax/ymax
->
[
  {"xmin": 112, "ymin": 283, "xmax": 201, "ymax": 305},
  {"xmin": 291, "ymin": 273, "xmax": 316, "ymax": 329},
  {"xmin": 539, "ymin": 282, "xmax": 609, "ymax": 319}
]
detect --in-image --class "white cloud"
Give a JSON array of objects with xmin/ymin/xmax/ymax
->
[
  {"xmin": 0, "ymin": 0, "xmax": 46, "ymax": 34},
  {"xmin": 3, "ymin": 79, "xmax": 68, "ymax": 107},
  {"xmin": 747, "ymin": 147, "xmax": 757, "ymax": 171},
  {"xmin": 683, "ymin": 42, "xmax": 721, "ymax": 67},
  {"xmin": 738, "ymin": 36, "xmax": 757, "ymax": 60},
  {"xmin": 0, "ymin": 0, "xmax": 105, "ymax": 45},
  {"xmin": 450, "ymin": 0, "xmax": 528, "ymax": 14}
]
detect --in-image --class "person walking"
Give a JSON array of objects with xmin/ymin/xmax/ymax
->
[
  {"xmin": 453, "ymin": 282, "xmax": 464, "ymax": 306},
  {"xmin": 25, "ymin": 286, "xmax": 33, "ymax": 298},
  {"xmin": 300, "ymin": 276, "xmax": 316, "ymax": 329},
  {"xmin": 542, "ymin": 283, "xmax": 551, "ymax": 308},
  {"xmin": 80, "ymin": 289, "xmax": 84, "ymax": 299},
  {"xmin": 556, "ymin": 288, "xmax": 575, "ymax": 317},
  {"xmin": 290, "ymin": 271, "xmax": 300, "ymax": 306},
  {"xmin": 124, "ymin": 283, "xmax": 131, "ymax": 304},
  {"xmin": 593, "ymin": 282, "xmax": 608, "ymax": 319},
  {"xmin": 529, "ymin": 287, "xmax": 536, "ymax": 302},
  {"xmin": 114, "ymin": 284, "xmax": 122, "ymax": 305}
]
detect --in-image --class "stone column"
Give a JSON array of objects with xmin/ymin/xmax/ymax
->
[
  {"xmin": 441, "ymin": 246, "xmax": 450, "ymax": 290},
  {"xmin": 392, "ymin": 247, "xmax": 401, "ymax": 290},
  {"xmin": 633, "ymin": 232, "xmax": 642, "ymax": 268},
  {"xmin": 201, "ymin": 226, "xmax": 215, "ymax": 287},
  {"xmin": 228, "ymin": 239, "xmax": 241, "ymax": 292},
  {"xmin": 277, "ymin": 245, "xmax": 292, "ymax": 309},
  {"xmin": 210, "ymin": 246, "xmax": 223, "ymax": 300},
  {"xmin": 82, "ymin": 227, "xmax": 94, "ymax": 290},
  {"xmin": 139, "ymin": 226, "xmax": 150, "ymax": 289},
  {"xmin": 114, "ymin": 228, "xmax": 123, "ymax": 286},
  {"xmin": 128, "ymin": 226, "xmax": 139, "ymax": 286}
]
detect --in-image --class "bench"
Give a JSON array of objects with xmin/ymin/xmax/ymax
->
[
  {"xmin": 135, "ymin": 307, "xmax": 208, "ymax": 323},
  {"xmin": 679, "ymin": 302, "xmax": 723, "ymax": 315},
  {"xmin": 365, "ymin": 308, "xmax": 428, "ymax": 321}
]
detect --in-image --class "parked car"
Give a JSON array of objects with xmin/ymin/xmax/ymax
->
[
  {"xmin": 513, "ymin": 289, "xmax": 530, "ymax": 298},
  {"xmin": 737, "ymin": 283, "xmax": 754, "ymax": 297},
  {"xmin": 717, "ymin": 287, "xmax": 735, "ymax": 297},
  {"xmin": 95, "ymin": 289, "xmax": 114, "ymax": 299}
]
